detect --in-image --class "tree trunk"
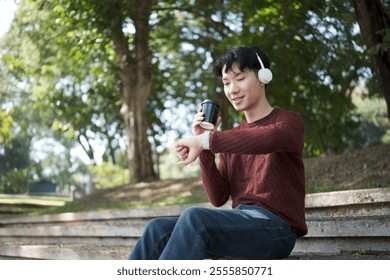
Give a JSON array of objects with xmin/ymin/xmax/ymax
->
[
  {"xmin": 110, "ymin": 0, "xmax": 157, "ymax": 183},
  {"xmin": 353, "ymin": 0, "xmax": 390, "ymax": 122}
]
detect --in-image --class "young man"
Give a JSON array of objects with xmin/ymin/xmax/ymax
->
[{"xmin": 128, "ymin": 46, "xmax": 307, "ymax": 260}]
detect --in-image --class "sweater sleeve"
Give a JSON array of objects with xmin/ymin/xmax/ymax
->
[
  {"xmin": 199, "ymin": 151, "xmax": 230, "ymax": 207},
  {"xmin": 210, "ymin": 113, "xmax": 304, "ymax": 155}
]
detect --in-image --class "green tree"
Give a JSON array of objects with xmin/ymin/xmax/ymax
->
[
  {"xmin": 0, "ymin": 135, "xmax": 32, "ymax": 193},
  {"xmin": 0, "ymin": 109, "xmax": 14, "ymax": 149},
  {"xmin": 2, "ymin": 0, "xmax": 126, "ymax": 162},
  {"xmin": 5, "ymin": 0, "xmax": 156, "ymax": 182}
]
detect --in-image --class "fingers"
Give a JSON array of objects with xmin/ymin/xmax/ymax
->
[
  {"xmin": 175, "ymin": 142, "xmax": 188, "ymax": 156},
  {"xmin": 192, "ymin": 108, "xmax": 205, "ymax": 135},
  {"xmin": 175, "ymin": 142, "xmax": 190, "ymax": 165},
  {"xmin": 193, "ymin": 113, "xmax": 204, "ymax": 124},
  {"xmin": 194, "ymin": 108, "xmax": 222, "ymax": 132},
  {"xmin": 176, "ymin": 146, "xmax": 197, "ymax": 166},
  {"xmin": 193, "ymin": 109, "xmax": 204, "ymax": 125},
  {"xmin": 174, "ymin": 136, "xmax": 202, "ymax": 166}
]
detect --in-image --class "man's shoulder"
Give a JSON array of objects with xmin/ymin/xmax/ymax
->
[{"xmin": 274, "ymin": 108, "xmax": 304, "ymax": 122}]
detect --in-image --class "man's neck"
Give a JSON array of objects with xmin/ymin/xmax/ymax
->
[{"xmin": 244, "ymin": 102, "xmax": 274, "ymax": 123}]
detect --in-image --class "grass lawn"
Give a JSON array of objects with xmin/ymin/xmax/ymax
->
[{"xmin": 0, "ymin": 194, "xmax": 71, "ymax": 216}]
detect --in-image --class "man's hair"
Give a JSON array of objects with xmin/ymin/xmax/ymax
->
[{"xmin": 213, "ymin": 46, "xmax": 271, "ymax": 78}]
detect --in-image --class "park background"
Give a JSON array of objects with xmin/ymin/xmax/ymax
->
[{"xmin": 0, "ymin": 0, "xmax": 389, "ymax": 215}]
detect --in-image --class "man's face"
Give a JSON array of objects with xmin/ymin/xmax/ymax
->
[{"xmin": 222, "ymin": 64, "xmax": 263, "ymax": 112}]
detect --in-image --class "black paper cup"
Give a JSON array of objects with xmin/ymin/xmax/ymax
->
[{"xmin": 200, "ymin": 99, "xmax": 220, "ymax": 130}]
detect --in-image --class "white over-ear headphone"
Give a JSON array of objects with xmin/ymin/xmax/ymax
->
[{"xmin": 255, "ymin": 53, "xmax": 273, "ymax": 84}]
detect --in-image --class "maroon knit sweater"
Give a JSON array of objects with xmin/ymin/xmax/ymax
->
[{"xmin": 199, "ymin": 108, "xmax": 308, "ymax": 236}]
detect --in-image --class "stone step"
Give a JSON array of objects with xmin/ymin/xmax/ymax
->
[
  {"xmin": 293, "ymin": 236, "xmax": 390, "ymax": 256},
  {"xmin": 0, "ymin": 236, "xmax": 137, "ymax": 247},
  {"xmin": 0, "ymin": 187, "xmax": 389, "ymax": 260},
  {"xmin": 305, "ymin": 202, "xmax": 390, "ymax": 220},
  {"xmin": 1, "ymin": 240, "xmax": 389, "ymax": 260},
  {"xmin": 0, "ymin": 244, "xmax": 130, "ymax": 260},
  {"xmin": 1, "ymin": 215, "xmax": 388, "ymax": 239},
  {"xmin": 0, "ymin": 204, "xmax": 205, "ymax": 228},
  {"xmin": 304, "ymin": 187, "xmax": 390, "ymax": 208},
  {"xmin": 1, "ymin": 187, "xmax": 388, "ymax": 227},
  {"xmin": 305, "ymin": 216, "xmax": 390, "ymax": 237}
]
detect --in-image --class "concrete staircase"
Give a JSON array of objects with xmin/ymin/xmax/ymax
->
[
  {"xmin": 293, "ymin": 187, "xmax": 390, "ymax": 259},
  {"xmin": 0, "ymin": 187, "xmax": 389, "ymax": 260}
]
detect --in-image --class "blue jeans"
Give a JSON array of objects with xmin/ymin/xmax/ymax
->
[{"xmin": 128, "ymin": 205, "xmax": 296, "ymax": 260}]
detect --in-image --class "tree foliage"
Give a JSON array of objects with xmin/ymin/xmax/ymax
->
[{"xmin": 0, "ymin": 135, "xmax": 32, "ymax": 193}]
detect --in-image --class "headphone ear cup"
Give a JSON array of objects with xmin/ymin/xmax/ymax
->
[{"xmin": 258, "ymin": 68, "xmax": 273, "ymax": 84}]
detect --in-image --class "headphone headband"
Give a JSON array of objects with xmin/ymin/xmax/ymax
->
[
  {"xmin": 254, "ymin": 51, "xmax": 273, "ymax": 84},
  {"xmin": 255, "ymin": 53, "xmax": 266, "ymax": 69}
]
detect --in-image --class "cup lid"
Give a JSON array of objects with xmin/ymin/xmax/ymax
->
[{"xmin": 201, "ymin": 99, "xmax": 220, "ymax": 107}]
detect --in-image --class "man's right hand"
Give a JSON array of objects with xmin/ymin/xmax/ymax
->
[
  {"xmin": 192, "ymin": 108, "xmax": 206, "ymax": 136},
  {"xmin": 192, "ymin": 108, "xmax": 221, "ymax": 135}
]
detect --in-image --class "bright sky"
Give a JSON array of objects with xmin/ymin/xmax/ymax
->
[{"xmin": 0, "ymin": 0, "xmax": 17, "ymax": 38}]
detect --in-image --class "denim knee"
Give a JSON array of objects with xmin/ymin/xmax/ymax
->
[
  {"xmin": 179, "ymin": 206, "xmax": 208, "ymax": 225},
  {"xmin": 144, "ymin": 217, "xmax": 176, "ymax": 235}
]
